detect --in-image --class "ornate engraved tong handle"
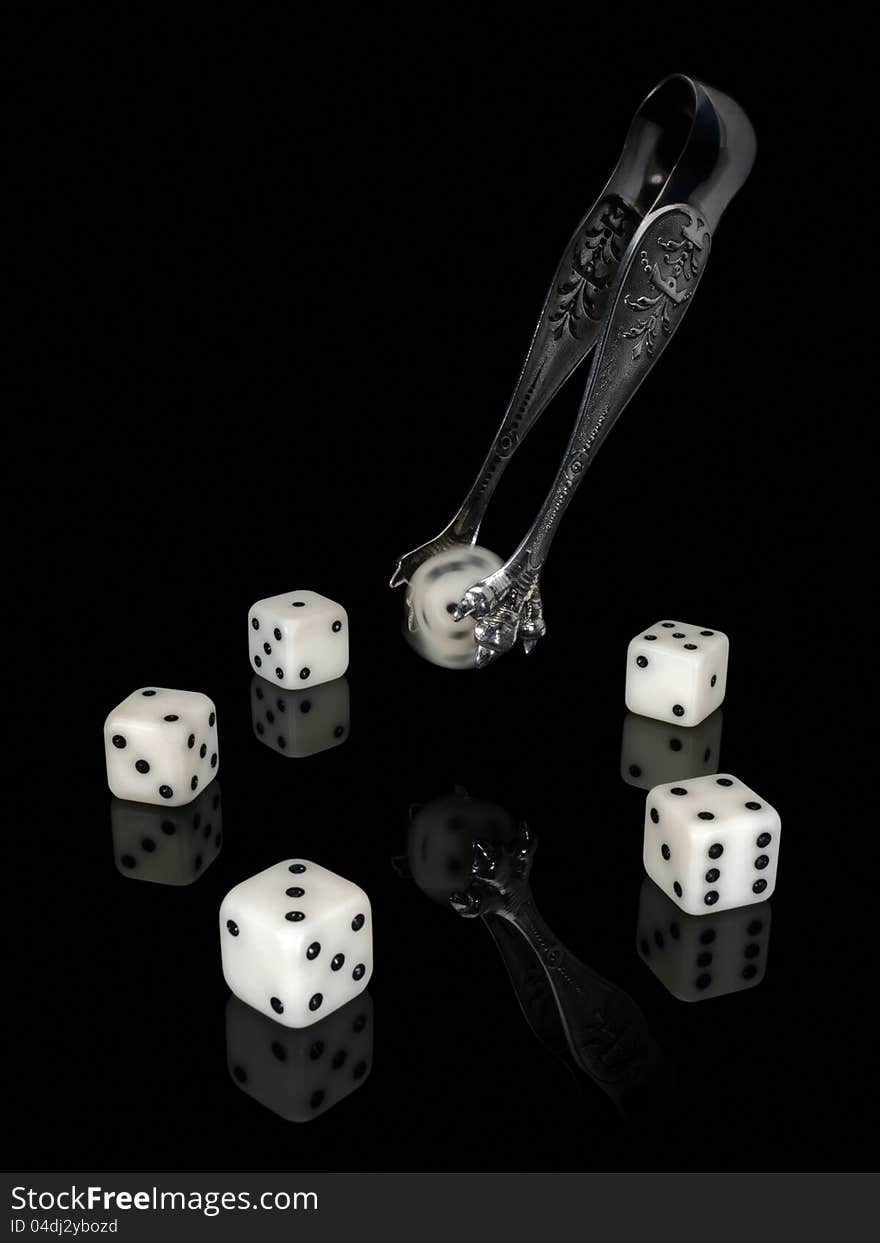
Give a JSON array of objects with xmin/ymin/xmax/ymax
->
[
  {"xmin": 523, "ymin": 203, "xmax": 711, "ymax": 563},
  {"xmin": 455, "ymin": 204, "xmax": 711, "ymax": 666},
  {"xmin": 450, "ymin": 196, "xmax": 642, "ymax": 537},
  {"xmin": 389, "ymin": 195, "xmax": 641, "ymax": 587}
]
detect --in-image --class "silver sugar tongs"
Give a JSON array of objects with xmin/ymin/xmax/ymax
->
[{"xmin": 391, "ymin": 73, "xmax": 755, "ymax": 667}]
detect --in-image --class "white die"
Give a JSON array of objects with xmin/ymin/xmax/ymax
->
[
  {"xmin": 226, "ymin": 993, "xmax": 373, "ymax": 1122},
  {"xmin": 403, "ymin": 545, "xmax": 503, "ymax": 669},
  {"xmin": 248, "ymin": 591, "xmax": 348, "ymax": 690},
  {"xmin": 219, "ymin": 859, "xmax": 372, "ymax": 1028},
  {"xmin": 250, "ymin": 675, "xmax": 349, "ymax": 757},
  {"xmin": 111, "ymin": 783, "xmax": 223, "ymax": 886},
  {"xmin": 103, "ymin": 687, "xmax": 219, "ymax": 807},
  {"xmin": 620, "ymin": 709, "xmax": 723, "ymax": 790},
  {"xmin": 643, "ymin": 773, "xmax": 780, "ymax": 915},
  {"xmin": 625, "ymin": 620, "xmax": 729, "ymax": 725},
  {"xmin": 636, "ymin": 878, "xmax": 771, "ymax": 1002}
]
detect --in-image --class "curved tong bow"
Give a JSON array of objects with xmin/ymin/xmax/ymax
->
[{"xmin": 390, "ymin": 74, "xmax": 755, "ymax": 667}]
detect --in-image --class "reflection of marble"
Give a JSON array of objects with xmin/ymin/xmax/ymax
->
[
  {"xmin": 396, "ymin": 790, "xmax": 669, "ymax": 1118},
  {"xmin": 402, "ymin": 545, "xmax": 503, "ymax": 670},
  {"xmin": 401, "ymin": 791, "xmax": 519, "ymax": 903},
  {"xmin": 111, "ymin": 783, "xmax": 222, "ymax": 885},
  {"xmin": 226, "ymin": 993, "xmax": 373, "ymax": 1122},
  {"xmin": 250, "ymin": 675, "xmax": 349, "ymax": 757},
  {"xmin": 620, "ymin": 709, "xmax": 722, "ymax": 790},
  {"xmin": 636, "ymin": 877, "xmax": 771, "ymax": 1002}
]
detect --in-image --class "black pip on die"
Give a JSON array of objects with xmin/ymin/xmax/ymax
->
[
  {"xmin": 626, "ymin": 621, "xmax": 728, "ymax": 726},
  {"xmin": 103, "ymin": 687, "xmax": 219, "ymax": 806},
  {"xmin": 220, "ymin": 860, "xmax": 372, "ymax": 1028},
  {"xmin": 248, "ymin": 592, "xmax": 348, "ymax": 690},
  {"xmin": 643, "ymin": 773, "xmax": 780, "ymax": 915}
]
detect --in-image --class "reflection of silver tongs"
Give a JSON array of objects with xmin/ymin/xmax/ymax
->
[
  {"xmin": 391, "ymin": 74, "xmax": 755, "ymax": 667},
  {"xmin": 395, "ymin": 792, "xmax": 670, "ymax": 1119}
]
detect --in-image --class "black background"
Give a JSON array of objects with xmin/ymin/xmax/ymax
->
[{"xmin": 8, "ymin": 12, "xmax": 872, "ymax": 1172}]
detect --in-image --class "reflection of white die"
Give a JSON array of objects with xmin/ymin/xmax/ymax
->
[
  {"xmin": 248, "ymin": 591, "xmax": 348, "ymax": 690},
  {"xmin": 625, "ymin": 621, "xmax": 729, "ymax": 726},
  {"xmin": 643, "ymin": 773, "xmax": 781, "ymax": 915},
  {"xmin": 111, "ymin": 783, "xmax": 223, "ymax": 885},
  {"xmin": 226, "ymin": 993, "xmax": 373, "ymax": 1122},
  {"xmin": 219, "ymin": 860, "xmax": 372, "ymax": 1029},
  {"xmin": 250, "ymin": 676, "xmax": 349, "ymax": 757},
  {"xmin": 636, "ymin": 878, "xmax": 771, "ymax": 1002},
  {"xmin": 620, "ymin": 710, "xmax": 722, "ymax": 789},
  {"xmin": 103, "ymin": 687, "xmax": 219, "ymax": 806}
]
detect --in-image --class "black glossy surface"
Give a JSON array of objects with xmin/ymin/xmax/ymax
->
[{"xmin": 10, "ymin": 18, "xmax": 866, "ymax": 1171}]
